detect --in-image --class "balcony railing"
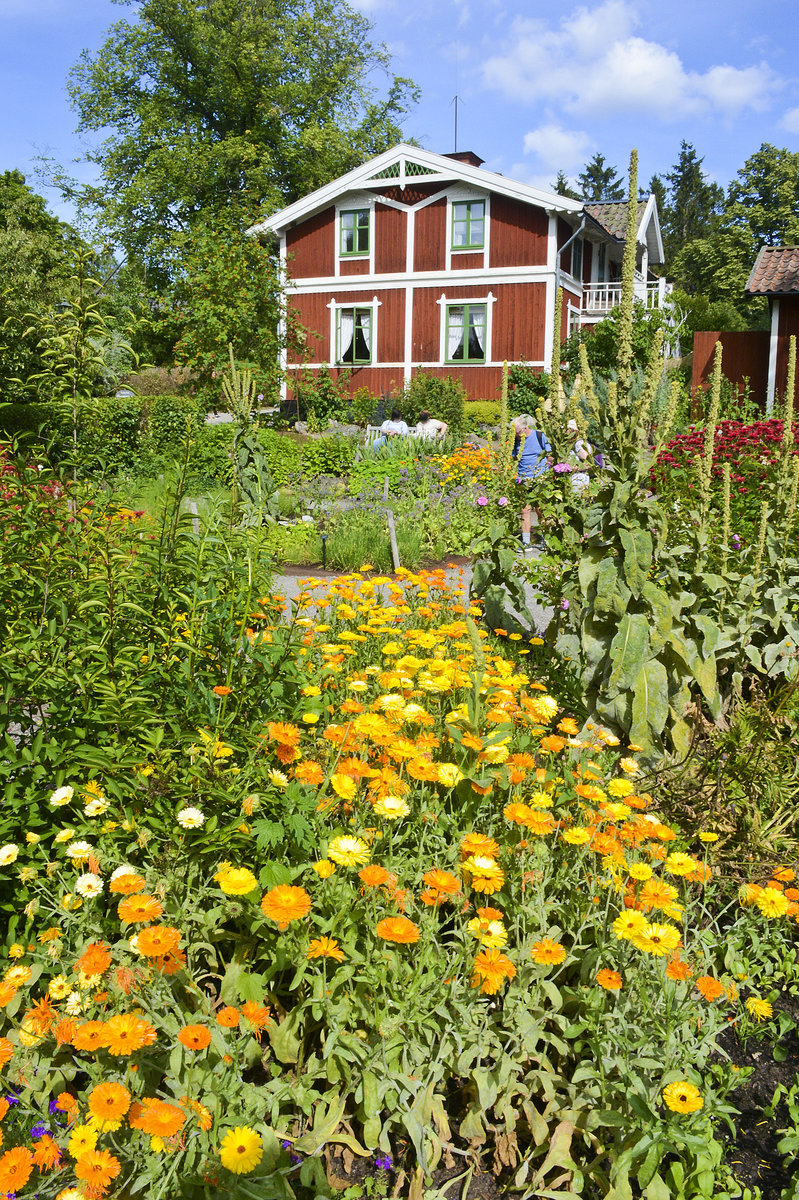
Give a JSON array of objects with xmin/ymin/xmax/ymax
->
[{"xmin": 582, "ymin": 278, "xmax": 673, "ymax": 315}]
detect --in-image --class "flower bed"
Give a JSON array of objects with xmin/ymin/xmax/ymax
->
[{"xmin": 0, "ymin": 569, "xmax": 796, "ymax": 1198}]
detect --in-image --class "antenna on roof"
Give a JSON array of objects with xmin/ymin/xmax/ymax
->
[{"xmin": 450, "ymin": 94, "xmax": 464, "ymax": 153}]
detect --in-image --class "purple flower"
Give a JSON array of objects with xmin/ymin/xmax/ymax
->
[
  {"xmin": 731, "ymin": 534, "xmax": 741, "ymax": 548},
  {"xmin": 553, "ymin": 462, "xmax": 572, "ymax": 474},
  {"xmin": 257, "ymin": 393, "xmax": 264, "ymax": 402},
  {"xmin": 375, "ymin": 1154, "xmax": 393, "ymax": 1171},
  {"xmin": 48, "ymin": 1100, "xmax": 60, "ymax": 1116},
  {"xmin": 476, "ymin": 496, "xmax": 488, "ymax": 506},
  {"xmin": 560, "ymin": 599, "xmax": 570, "ymax": 611},
  {"xmin": 497, "ymin": 497, "xmax": 508, "ymax": 507},
  {"xmin": 30, "ymin": 1123, "xmax": 49, "ymax": 1140}
]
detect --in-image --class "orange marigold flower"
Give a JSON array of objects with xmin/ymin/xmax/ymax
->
[
  {"xmin": 294, "ymin": 762, "xmax": 325, "ymax": 786},
  {"xmin": 55, "ymin": 1092, "xmax": 77, "ymax": 1112},
  {"xmin": 129, "ymin": 1098, "xmax": 185, "ymax": 1138},
  {"xmin": 504, "ymin": 802, "xmax": 534, "ymax": 825},
  {"xmin": 773, "ymin": 868, "xmax": 795, "ymax": 882},
  {"xmin": 531, "ymin": 938, "xmax": 567, "ymax": 965},
  {"xmin": 422, "ymin": 868, "xmax": 461, "ymax": 897},
  {"xmin": 153, "ymin": 948, "xmax": 187, "ymax": 976},
  {"xmin": 74, "ymin": 1149, "xmax": 122, "ymax": 1191},
  {"xmin": 182, "ymin": 1096, "xmax": 213, "ymax": 1131},
  {"xmin": 0, "ymin": 1147, "xmax": 34, "ymax": 1194},
  {"xmin": 260, "ymin": 885, "xmax": 311, "ymax": 930},
  {"xmin": 72, "ymin": 1021, "xmax": 108, "ymax": 1052},
  {"xmin": 118, "ymin": 895, "xmax": 164, "ymax": 925},
  {"xmin": 307, "ymin": 937, "xmax": 346, "ymax": 962},
  {"xmin": 539, "ymin": 735, "xmax": 566, "ymax": 754},
  {"xmin": 32, "ymin": 1134, "xmax": 61, "ymax": 1171},
  {"xmin": 471, "ymin": 949, "xmax": 516, "ymax": 995},
  {"xmin": 216, "ymin": 1006, "xmax": 240, "ymax": 1028},
  {"xmin": 88, "ymin": 1082, "xmax": 131, "ymax": 1122},
  {"xmin": 77, "ymin": 943, "xmax": 112, "ymax": 976},
  {"xmin": 213, "ymin": 685, "xmax": 233, "ymax": 696},
  {"xmin": 460, "ymin": 833, "xmax": 499, "ymax": 859},
  {"xmin": 109, "ymin": 873, "xmax": 146, "ymax": 895},
  {"xmin": 24, "ymin": 996, "xmax": 58, "ymax": 1035},
  {"xmin": 359, "ymin": 865, "xmax": 392, "ymax": 888},
  {"xmin": 240, "ymin": 1002, "xmax": 272, "ymax": 1034},
  {"xmin": 375, "ymin": 917, "xmax": 420, "ymax": 944},
  {"xmin": 137, "ymin": 925, "xmax": 181, "ymax": 958},
  {"xmin": 114, "ymin": 966, "xmax": 137, "ymax": 996},
  {"xmin": 0, "ymin": 983, "xmax": 18, "ymax": 1008},
  {"xmin": 695, "ymin": 975, "xmax": 726, "ymax": 1002},
  {"xmin": 267, "ymin": 721, "xmax": 301, "ymax": 746},
  {"xmin": 178, "ymin": 1025, "xmax": 212, "ymax": 1051},
  {"xmin": 104, "ymin": 1013, "xmax": 157, "ymax": 1055},
  {"xmin": 525, "ymin": 811, "xmax": 556, "ymax": 836},
  {"xmin": 596, "ymin": 968, "xmax": 623, "ymax": 991},
  {"xmin": 407, "ymin": 757, "xmax": 441, "ymax": 782},
  {"xmin": 0, "ymin": 1099, "xmax": 7, "ymax": 1122}
]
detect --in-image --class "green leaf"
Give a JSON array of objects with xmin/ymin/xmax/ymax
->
[{"xmin": 606, "ymin": 613, "xmax": 650, "ymax": 699}]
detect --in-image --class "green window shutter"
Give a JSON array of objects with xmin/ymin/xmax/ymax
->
[
  {"xmin": 445, "ymin": 303, "xmax": 486, "ymax": 363},
  {"xmin": 340, "ymin": 209, "xmax": 370, "ymax": 256},
  {"xmin": 451, "ymin": 200, "xmax": 485, "ymax": 250}
]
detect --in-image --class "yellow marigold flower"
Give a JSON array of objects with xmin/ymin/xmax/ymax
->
[
  {"xmin": 606, "ymin": 779, "xmax": 634, "ymax": 797},
  {"xmin": 662, "ymin": 1081, "xmax": 703, "ymax": 1114},
  {"xmin": 527, "ymin": 694, "xmax": 558, "ymax": 723},
  {"xmin": 738, "ymin": 883, "xmax": 762, "ymax": 906},
  {"xmin": 462, "ymin": 855, "xmax": 505, "ymax": 895},
  {"xmin": 214, "ymin": 867, "xmax": 258, "ymax": 896},
  {"xmin": 267, "ymin": 769, "xmax": 288, "ymax": 789},
  {"xmin": 437, "ymin": 763, "xmax": 464, "ymax": 788},
  {"xmin": 531, "ymin": 938, "xmax": 567, "ymax": 965},
  {"xmin": 330, "ymin": 774, "xmax": 357, "ymax": 801},
  {"xmin": 756, "ymin": 889, "xmax": 789, "ymax": 918},
  {"xmin": 528, "ymin": 789, "xmax": 554, "ymax": 808},
  {"xmin": 219, "ymin": 1127, "xmax": 264, "ymax": 1175},
  {"xmin": 310, "ymin": 859, "xmax": 336, "ymax": 878},
  {"xmin": 467, "ymin": 917, "xmax": 508, "ymax": 949},
  {"xmin": 628, "ymin": 863, "xmax": 653, "ymax": 882},
  {"xmin": 327, "ymin": 836, "xmax": 370, "ymax": 867},
  {"xmin": 562, "ymin": 827, "xmax": 591, "ymax": 845},
  {"xmin": 612, "ymin": 910, "xmax": 647, "ymax": 941},
  {"xmin": 633, "ymin": 922, "xmax": 682, "ymax": 957},
  {"xmin": 373, "ymin": 796, "xmax": 410, "ymax": 821},
  {"xmin": 48, "ymin": 975, "xmax": 71, "ymax": 1000},
  {"xmin": 698, "ymin": 832, "xmax": 719, "ymax": 843},
  {"xmin": 68, "ymin": 1124, "xmax": 98, "ymax": 1160},
  {"xmin": 306, "ymin": 937, "xmax": 345, "ymax": 962},
  {"xmin": 745, "ymin": 996, "xmax": 773, "ymax": 1022},
  {"xmin": 618, "ymin": 757, "xmax": 639, "ymax": 774},
  {"xmin": 664, "ymin": 852, "xmax": 698, "ymax": 877}
]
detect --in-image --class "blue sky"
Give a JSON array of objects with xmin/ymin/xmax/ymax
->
[{"xmin": 2, "ymin": 0, "xmax": 799, "ymax": 224}]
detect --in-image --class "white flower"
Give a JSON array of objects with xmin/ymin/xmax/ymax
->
[
  {"xmin": 0, "ymin": 844, "xmax": 19, "ymax": 866},
  {"xmin": 268, "ymin": 769, "xmax": 288, "ymax": 789},
  {"xmin": 75, "ymin": 873, "xmax": 103, "ymax": 898},
  {"xmin": 128, "ymin": 933, "xmax": 143, "ymax": 956},
  {"xmin": 65, "ymin": 841, "xmax": 93, "ymax": 861},
  {"xmin": 65, "ymin": 991, "xmax": 83, "ymax": 1016},
  {"xmin": 49, "ymin": 785, "xmax": 74, "ymax": 807},
  {"xmin": 84, "ymin": 799, "xmax": 109, "ymax": 817},
  {"xmin": 177, "ymin": 807, "xmax": 205, "ymax": 829},
  {"xmin": 110, "ymin": 864, "xmax": 137, "ymax": 880}
]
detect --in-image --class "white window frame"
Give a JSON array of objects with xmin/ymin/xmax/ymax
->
[
  {"xmin": 334, "ymin": 195, "xmax": 375, "ymax": 277},
  {"xmin": 327, "ymin": 296, "xmax": 381, "ymax": 367},
  {"xmin": 436, "ymin": 292, "xmax": 496, "ymax": 366},
  {"xmin": 445, "ymin": 191, "xmax": 490, "ymax": 271}
]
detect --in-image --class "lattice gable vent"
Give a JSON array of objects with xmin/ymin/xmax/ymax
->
[{"xmin": 367, "ymin": 157, "xmax": 442, "ymax": 184}]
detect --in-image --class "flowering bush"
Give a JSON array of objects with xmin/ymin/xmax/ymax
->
[{"xmin": 1, "ymin": 558, "xmax": 796, "ymax": 1198}]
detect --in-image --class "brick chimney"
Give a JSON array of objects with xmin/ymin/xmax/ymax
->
[{"xmin": 444, "ymin": 151, "xmax": 484, "ymax": 168}]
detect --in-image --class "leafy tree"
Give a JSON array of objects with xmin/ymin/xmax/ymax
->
[
  {"xmin": 578, "ymin": 153, "xmax": 625, "ymax": 202},
  {"xmin": 67, "ymin": 0, "xmax": 418, "ymax": 287},
  {"xmin": 661, "ymin": 141, "xmax": 723, "ymax": 262},
  {"xmin": 552, "ymin": 170, "xmax": 580, "ymax": 200}
]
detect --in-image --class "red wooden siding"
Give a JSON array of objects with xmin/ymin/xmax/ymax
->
[
  {"xmin": 691, "ymin": 331, "xmax": 769, "ymax": 408},
  {"xmin": 286, "ymin": 207, "xmax": 334, "ymax": 279},
  {"xmin": 375, "ymin": 204, "xmax": 406, "ymax": 274},
  {"xmin": 415, "ymin": 365, "xmax": 503, "ymax": 400},
  {"xmin": 414, "ymin": 199, "xmax": 446, "ymax": 272},
  {"xmin": 412, "ymin": 288, "xmax": 439, "ymax": 362},
  {"xmin": 378, "ymin": 289, "xmax": 404, "ymax": 363},
  {"xmin": 489, "ymin": 195, "xmax": 548, "ymax": 268},
  {"xmin": 451, "ymin": 251, "xmax": 483, "ymax": 271},
  {"xmin": 288, "ymin": 367, "xmax": 403, "ymax": 399},
  {"xmin": 582, "ymin": 241, "xmax": 593, "ymax": 284},
  {"xmin": 493, "ymin": 283, "xmax": 547, "ymax": 362},
  {"xmin": 289, "ymin": 293, "xmax": 331, "ymax": 362},
  {"xmin": 776, "ymin": 298, "xmax": 799, "ymax": 401},
  {"xmin": 340, "ymin": 258, "xmax": 369, "ymax": 276}
]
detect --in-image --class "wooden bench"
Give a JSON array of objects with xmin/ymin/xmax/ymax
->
[{"xmin": 365, "ymin": 425, "xmax": 382, "ymax": 446}]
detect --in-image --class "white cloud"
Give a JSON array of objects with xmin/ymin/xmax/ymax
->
[
  {"xmin": 482, "ymin": 0, "xmax": 775, "ymax": 120},
  {"xmin": 523, "ymin": 123, "xmax": 592, "ymax": 170},
  {"xmin": 781, "ymin": 106, "xmax": 799, "ymax": 133}
]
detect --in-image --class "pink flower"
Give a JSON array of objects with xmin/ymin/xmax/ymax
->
[
  {"xmin": 477, "ymin": 496, "xmax": 488, "ymax": 506},
  {"xmin": 497, "ymin": 497, "xmax": 508, "ymax": 507}
]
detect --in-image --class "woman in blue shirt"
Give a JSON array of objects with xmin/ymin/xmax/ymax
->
[{"xmin": 512, "ymin": 415, "xmax": 551, "ymax": 549}]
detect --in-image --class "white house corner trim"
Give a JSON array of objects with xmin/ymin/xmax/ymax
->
[{"xmin": 767, "ymin": 298, "xmax": 780, "ymax": 414}]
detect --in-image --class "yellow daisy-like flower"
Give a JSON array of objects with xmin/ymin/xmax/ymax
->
[
  {"xmin": 373, "ymin": 796, "xmax": 410, "ymax": 821},
  {"xmin": 462, "ymin": 855, "xmax": 505, "ymax": 894},
  {"xmin": 664, "ymin": 852, "xmax": 698, "ymax": 877},
  {"xmin": 467, "ymin": 918, "xmax": 508, "ymax": 949},
  {"xmin": 68, "ymin": 1124, "xmax": 98, "ymax": 1160},
  {"xmin": 48, "ymin": 974, "xmax": 72, "ymax": 999},
  {"xmin": 306, "ymin": 937, "xmax": 346, "ymax": 962},
  {"xmin": 606, "ymin": 778, "xmax": 634, "ymax": 797},
  {"xmin": 698, "ymin": 832, "xmax": 719, "ymax": 843},
  {"xmin": 528, "ymin": 789, "xmax": 554, "ymax": 808},
  {"xmin": 745, "ymin": 996, "xmax": 773, "ymax": 1022},
  {"xmin": 330, "ymin": 774, "xmax": 357, "ymax": 801},
  {"xmin": 628, "ymin": 863, "xmax": 653, "ymax": 882},
  {"xmin": 310, "ymin": 859, "xmax": 336, "ymax": 878},
  {"xmin": 662, "ymin": 1081, "xmax": 703, "ymax": 1114},
  {"xmin": 437, "ymin": 764, "xmax": 464, "ymax": 788},
  {"xmin": 756, "ymin": 889, "xmax": 789, "ymax": 918},
  {"xmin": 562, "ymin": 827, "xmax": 591, "ymax": 845},
  {"xmin": 214, "ymin": 866, "xmax": 259, "ymax": 896},
  {"xmin": 267, "ymin": 769, "xmax": 289, "ymax": 789},
  {"xmin": 632, "ymin": 923, "xmax": 682, "ymax": 957},
  {"xmin": 530, "ymin": 938, "xmax": 567, "ymax": 965},
  {"xmin": 618, "ymin": 757, "xmax": 639, "ymax": 774},
  {"xmin": 327, "ymin": 836, "xmax": 370, "ymax": 867},
  {"xmin": 612, "ymin": 911, "xmax": 647, "ymax": 941},
  {"xmin": 219, "ymin": 1126, "xmax": 264, "ymax": 1175}
]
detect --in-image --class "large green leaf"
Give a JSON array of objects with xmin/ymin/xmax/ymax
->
[
  {"xmin": 630, "ymin": 659, "xmax": 669, "ymax": 750},
  {"xmin": 619, "ymin": 526, "xmax": 652, "ymax": 597},
  {"xmin": 606, "ymin": 613, "xmax": 650, "ymax": 699}
]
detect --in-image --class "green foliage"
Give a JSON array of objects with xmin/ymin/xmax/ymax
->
[
  {"xmin": 578, "ymin": 152, "xmax": 625, "ymax": 201},
  {"xmin": 293, "ymin": 365, "xmax": 352, "ymax": 426},
  {"xmin": 349, "ymin": 386, "xmax": 380, "ymax": 427},
  {"xmin": 299, "ymin": 435, "xmax": 356, "ymax": 479},
  {"xmin": 661, "ymin": 141, "xmax": 724, "ymax": 263},
  {"xmin": 67, "ymin": 0, "xmax": 418, "ymax": 287},
  {"xmin": 463, "ymin": 400, "xmax": 501, "ymax": 430},
  {"xmin": 563, "ymin": 300, "xmax": 676, "ymax": 380},
  {"xmin": 507, "ymin": 363, "xmax": 551, "ymax": 414},
  {"xmin": 393, "ymin": 371, "xmax": 466, "ymax": 432}
]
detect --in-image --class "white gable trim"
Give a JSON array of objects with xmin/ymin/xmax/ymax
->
[{"xmin": 248, "ymin": 144, "xmax": 583, "ymax": 238}]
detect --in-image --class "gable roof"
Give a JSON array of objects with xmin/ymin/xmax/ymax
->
[
  {"xmin": 585, "ymin": 195, "xmax": 663, "ymax": 263},
  {"xmin": 248, "ymin": 143, "xmax": 584, "ymax": 237},
  {"xmin": 746, "ymin": 246, "xmax": 799, "ymax": 296}
]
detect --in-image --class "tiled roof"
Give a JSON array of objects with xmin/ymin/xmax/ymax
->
[
  {"xmin": 584, "ymin": 200, "xmax": 647, "ymax": 241},
  {"xmin": 746, "ymin": 246, "xmax": 799, "ymax": 295}
]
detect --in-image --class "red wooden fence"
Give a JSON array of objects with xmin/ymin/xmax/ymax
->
[{"xmin": 691, "ymin": 330, "xmax": 770, "ymax": 409}]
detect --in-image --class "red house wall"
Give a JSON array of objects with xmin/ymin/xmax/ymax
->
[
  {"xmin": 414, "ymin": 199, "xmax": 446, "ymax": 272},
  {"xmin": 286, "ymin": 207, "xmax": 334, "ymax": 278},
  {"xmin": 777, "ymin": 298, "xmax": 799, "ymax": 401},
  {"xmin": 490, "ymin": 196, "xmax": 548, "ymax": 268},
  {"xmin": 375, "ymin": 204, "xmax": 406, "ymax": 274}
]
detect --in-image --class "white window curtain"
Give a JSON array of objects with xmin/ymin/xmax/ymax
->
[
  {"xmin": 338, "ymin": 310, "xmax": 354, "ymax": 361},
  {"xmin": 468, "ymin": 307, "xmax": 485, "ymax": 359},
  {"xmin": 358, "ymin": 310, "xmax": 371, "ymax": 354},
  {"xmin": 448, "ymin": 306, "xmax": 464, "ymax": 359}
]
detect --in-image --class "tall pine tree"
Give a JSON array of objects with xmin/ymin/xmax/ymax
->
[{"xmin": 578, "ymin": 154, "xmax": 625, "ymax": 201}]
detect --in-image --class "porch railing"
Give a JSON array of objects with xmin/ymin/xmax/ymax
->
[{"xmin": 582, "ymin": 278, "xmax": 673, "ymax": 314}]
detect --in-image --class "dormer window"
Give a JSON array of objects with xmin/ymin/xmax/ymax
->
[
  {"xmin": 452, "ymin": 200, "xmax": 485, "ymax": 250},
  {"xmin": 340, "ymin": 209, "xmax": 370, "ymax": 256}
]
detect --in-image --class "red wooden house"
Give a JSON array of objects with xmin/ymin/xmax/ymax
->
[
  {"xmin": 746, "ymin": 246, "xmax": 799, "ymax": 409},
  {"xmin": 248, "ymin": 145, "xmax": 667, "ymax": 402}
]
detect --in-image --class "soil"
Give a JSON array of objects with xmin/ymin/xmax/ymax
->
[{"xmin": 715, "ymin": 994, "xmax": 799, "ymax": 1199}]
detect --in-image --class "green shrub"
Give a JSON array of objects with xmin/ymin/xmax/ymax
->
[
  {"xmin": 395, "ymin": 371, "xmax": 466, "ymax": 432},
  {"xmin": 349, "ymin": 386, "xmax": 380, "ymax": 427},
  {"xmin": 464, "ymin": 400, "xmax": 501, "ymax": 430},
  {"xmin": 185, "ymin": 423, "xmax": 235, "ymax": 488},
  {"xmin": 264, "ymin": 520, "xmax": 321, "ymax": 565},
  {"xmin": 299, "ymin": 435, "xmax": 356, "ymax": 478},
  {"xmin": 256, "ymin": 428, "xmax": 300, "ymax": 485},
  {"xmin": 123, "ymin": 365, "xmax": 197, "ymax": 396},
  {"xmin": 0, "ymin": 401, "xmax": 71, "ymax": 447},
  {"xmin": 507, "ymin": 363, "xmax": 550, "ymax": 414}
]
